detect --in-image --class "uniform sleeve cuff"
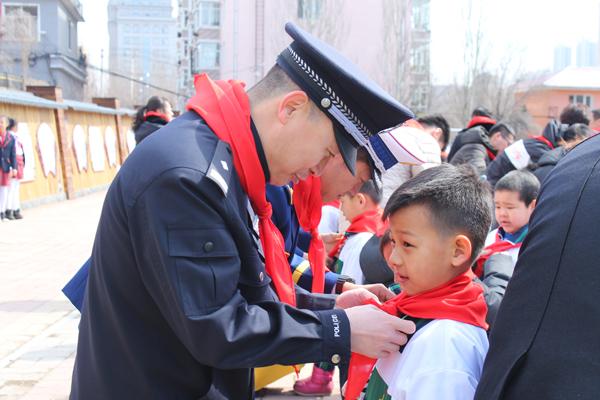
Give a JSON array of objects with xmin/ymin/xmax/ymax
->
[
  {"xmin": 314, "ymin": 309, "xmax": 351, "ymax": 365},
  {"xmin": 324, "ymin": 272, "xmax": 338, "ymax": 294}
]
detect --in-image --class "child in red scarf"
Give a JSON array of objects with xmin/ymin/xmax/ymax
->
[
  {"xmin": 474, "ymin": 170, "xmax": 539, "ymax": 326},
  {"xmin": 345, "ymin": 164, "xmax": 491, "ymax": 400},
  {"xmin": 329, "ymin": 180, "xmax": 387, "ymax": 284}
]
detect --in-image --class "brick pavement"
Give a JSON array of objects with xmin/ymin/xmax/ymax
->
[{"xmin": 0, "ymin": 191, "xmax": 340, "ymax": 399}]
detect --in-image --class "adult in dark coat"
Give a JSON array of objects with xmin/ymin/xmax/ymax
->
[
  {"xmin": 70, "ymin": 23, "xmax": 416, "ymax": 399},
  {"xmin": 532, "ymin": 123, "xmax": 593, "ymax": 183},
  {"xmin": 448, "ymin": 125, "xmax": 496, "ymax": 175},
  {"xmin": 486, "ymin": 105, "xmax": 589, "ymax": 186},
  {"xmin": 475, "ymin": 133, "xmax": 600, "ymax": 400},
  {"xmin": 132, "ymin": 96, "xmax": 173, "ymax": 144}
]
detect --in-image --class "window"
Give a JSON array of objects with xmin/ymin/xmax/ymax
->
[
  {"xmin": 411, "ymin": 44, "xmax": 429, "ymax": 74},
  {"xmin": 411, "ymin": 0, "xmax": 430, "ymax": 30},
  {"xmin": 68, "ymin": 21, "xmax": 74, "ymax": 50},
  {"xmin": 569, "ymin": 94, "xmax": 592, "ymax": 108},
  {"xmin": 196, "ymin": 41, "xmax": 220, "ymax": 70},
  {"xmin": 297, "ymin": 0, "xmax": 321, "ymax": 21},
  {"xmin": 2, "ymin": 3, "xmax": 40, "ymax": 41},
  {"xmin": 198, "ymin": 1, "xmax": 220, "ymax": 28}
]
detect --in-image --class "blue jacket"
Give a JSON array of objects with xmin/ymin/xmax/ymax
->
[
  {"xmin": 69, "ymin": 112, "xmax": 349, "ymax": 399},
  {"xmin": 266, "ymin": 184, "xmax": 338, "ymax": 293},
  {"xmin": 0, "ymin": 133, "xmax": 16, "ymax": 173}
]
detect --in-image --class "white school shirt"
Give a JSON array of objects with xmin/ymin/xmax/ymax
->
[
  {"xmin": 485, "ymin": 228, "xmax": 520, "ymax": 267},
  {"xmin": 318, "ymin": 204, "xmax": 341, "ymax": 234},
  {"xmin": 337, "ymin": 232, "xmax": 373, "ymax": 285},
  {"xmin": 376, "ymin": 319, "xmax": 488, "ymax": 400}
]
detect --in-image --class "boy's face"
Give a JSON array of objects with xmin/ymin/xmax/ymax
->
[
  {"xmin": 387, "ymin": 204, "xmax": 469, "ymax": 296},
  {"xmin": 494, "ymin": 190, "xmax": 535, "ymax": 234},
  {"xmin": 340, "ymin": 193, "xmax": 363, "ymax": 222}
]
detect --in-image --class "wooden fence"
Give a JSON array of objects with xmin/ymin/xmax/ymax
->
[{"xmin": 0, "ymin": 86, "xmax": 136, "ymax": 207}]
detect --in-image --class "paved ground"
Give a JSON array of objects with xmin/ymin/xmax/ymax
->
[{"xmin": 0, "ymin": 191, "xmax": 340, "ymax": 399}]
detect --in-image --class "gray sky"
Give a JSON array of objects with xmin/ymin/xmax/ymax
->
[{"xmin": 79, "ymin": 0, "xmax": 600, "ymax": 85}]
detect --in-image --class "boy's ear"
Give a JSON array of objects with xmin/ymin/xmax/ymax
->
[
  {"xmin": 277, "ymin": 91, "xmax": 310, "ymax": 124},
  {"xmin": 529, "ymin": 199, "xmax": 537, "ymax": 210},
  {"xmin": 452, "ymin": 234, "xmax": 472, "ymax": 268},
  {"xmin": 356, "ymin": 193, "xmax": 366, "ymax": 206}
]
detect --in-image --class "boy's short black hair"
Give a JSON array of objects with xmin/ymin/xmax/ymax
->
[
  {"xmin": 383, "ymin": 164, "xmax": 492, "ymax": 264},
  {"xmin": 495, "ymin": 170, "xmax": 540, "ymax": 206},
  {"xmin": 417, "ymin": 114, "xmax": 450, "ymax": 148},
  {"xmin": 559, "ymin": 105, "xmax": 590, "ymax": 126},
  {"xmin": 561, "ymin": 123, "xmax": 593, "ymax": 143},
  {"xmin": 358, "ymin": 180, "xmax": 382, "ymax": 205}
]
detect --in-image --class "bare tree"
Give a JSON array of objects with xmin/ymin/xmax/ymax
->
[
  {"xmin": 380, "ymin": 0, "xmax": 412, "ymax": 105},
  {"xmin": 429, "ymin": 0, "xmax": 539, "ymax": 135}
]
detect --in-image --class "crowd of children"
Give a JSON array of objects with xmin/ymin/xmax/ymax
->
[
  {"xmin": 0, "ymin": 115, "xmax": 24, "ymax": 221},
  {"xmin": 290, "ymin": 104, "xmax": 597, "ymax": 399}
]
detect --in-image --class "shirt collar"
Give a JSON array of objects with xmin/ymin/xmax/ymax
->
[{"xmin": 250, "ymin": 118, "xmax": 270, "ymax": 183}]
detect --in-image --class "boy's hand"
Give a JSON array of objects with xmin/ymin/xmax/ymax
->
[{"xmin": 345, "ymin": 305, "xmax": 416, "ymax": 359}]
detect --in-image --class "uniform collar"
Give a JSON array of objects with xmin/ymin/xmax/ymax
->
[{"xmin": 250, "ymin": 118, "xmax": 270, "ymax": 183}]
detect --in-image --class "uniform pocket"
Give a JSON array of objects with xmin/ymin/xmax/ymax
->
[{"xmin": 168, "ymin": 227, "xmax": 240, "ymax": 315}]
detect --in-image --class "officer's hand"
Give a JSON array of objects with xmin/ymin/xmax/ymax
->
[
  {"xmin": 359, "ymin": 283, "xmax": 395, "ymax": 303},
  {"xmin": 321, "ymin": 232, "xmax": 344, "ymax": 253},
  {"xmin": 335, "ymin": 288, "xmax": 378, "ymax": 309},
  {"xmin": 345, "ymin": 305, "xmax": 415, "ymax": 359}
]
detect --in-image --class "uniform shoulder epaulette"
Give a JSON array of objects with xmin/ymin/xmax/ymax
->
[{"xmin": 206, "ymin": 140, "xmax": 233, "ymax": 196}]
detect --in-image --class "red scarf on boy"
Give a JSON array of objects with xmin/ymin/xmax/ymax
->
[
  {"xmin": 473, "ymin": 229, "xmax": 525, "ymax": 278},
  {"xmin": 187, "ymin": 74, "xmax": 303, "ymax": 305},
  {"xmin": 293, "ymin": 176, "xmax": 326, "ymax": 293},
  {"xmin": 344, "ymin": 273, "xmax": 488, "ymax": 400},
  {"xmin": 328, "ymin": 209, "xmax": 387, "ymax": 259}
]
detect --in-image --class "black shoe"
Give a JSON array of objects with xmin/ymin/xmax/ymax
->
[
  {"xmin": 5, "ymin": 210, "xmax": 14, "ymax": 220},
  {"xmin": 13, "ymin": 209, "xmax": 22, "ymax": 219},
  {"xmin": 0, "ymin": 212, "xmax": 4, "ymax": 221}
]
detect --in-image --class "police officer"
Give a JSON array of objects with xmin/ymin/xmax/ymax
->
[{"xmin": 70, "ymin": 23, "xmax": 416, "ymax": 399}]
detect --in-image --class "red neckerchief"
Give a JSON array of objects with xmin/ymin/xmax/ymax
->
[
  {"xmin": 473, "ymin": 230, "xmax": 523, "ymax": 278},
  {"xmin": 186, "ymin": 74, "xmax": 296, "ymax": 305},
  {"xmin": 144, "ymin": 110, "xmax": 171, "ymax": 123},
  {"xmin": 293, "ymin": 176, "xmax": 326, "ymax": 293},
  {"xmin": 467, "ymin": 116, "xmax": 497, "ymax": 129},
  {"xmin": 324, "ymin": 199, "xmax": 340, "ymax": 208},
  {"xmin": 485, "ymin": 147, "xmax": 496, "ymax": 161},
  {"xmin": 328, "ymin": 209, "xmax": 386, "ymax": 258},
  {"xmin": 532, "ymin": 135, "xmax": 554, "ymax": 150},
  {"xmin": 344, "ymin": 273, "xmax": 488, "ymax": 400}
]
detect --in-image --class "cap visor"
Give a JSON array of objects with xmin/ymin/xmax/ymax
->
[{"xmin": 334, "ymin": 126, "xmax": 358, "ymax": 175}]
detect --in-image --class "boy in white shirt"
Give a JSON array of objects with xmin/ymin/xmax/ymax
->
[
  {"xmin": 329, "ymin": 180, "xmax": 386, "ymax": 285},
  {"xmin": 345, "ymin": 164, "xmax": 491, "ymax": 400}
]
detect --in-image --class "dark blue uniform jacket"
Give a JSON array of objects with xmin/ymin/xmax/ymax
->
[
  {"xmin": 70, "ymin": 112, "xmax": 350, "ymax": 399},
  {"xmin": 475, "ymin": 134, "xmax": 600, "ymax": 399}
]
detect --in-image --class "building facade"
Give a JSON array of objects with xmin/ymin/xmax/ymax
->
[
  {"xmin": 518, "ymin": 67, "xmax": 600, "ymax": 132},
  {"xmin": 176, "ymin": 0, "xmax": 431, "ymax": 114},
  {"xmin": 0, "ymin": 0, "xmax": 86, "ymax": 100},
  {"xmin": 108, "ymin": 0, "xmax": 177, "ymax": 106}
]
